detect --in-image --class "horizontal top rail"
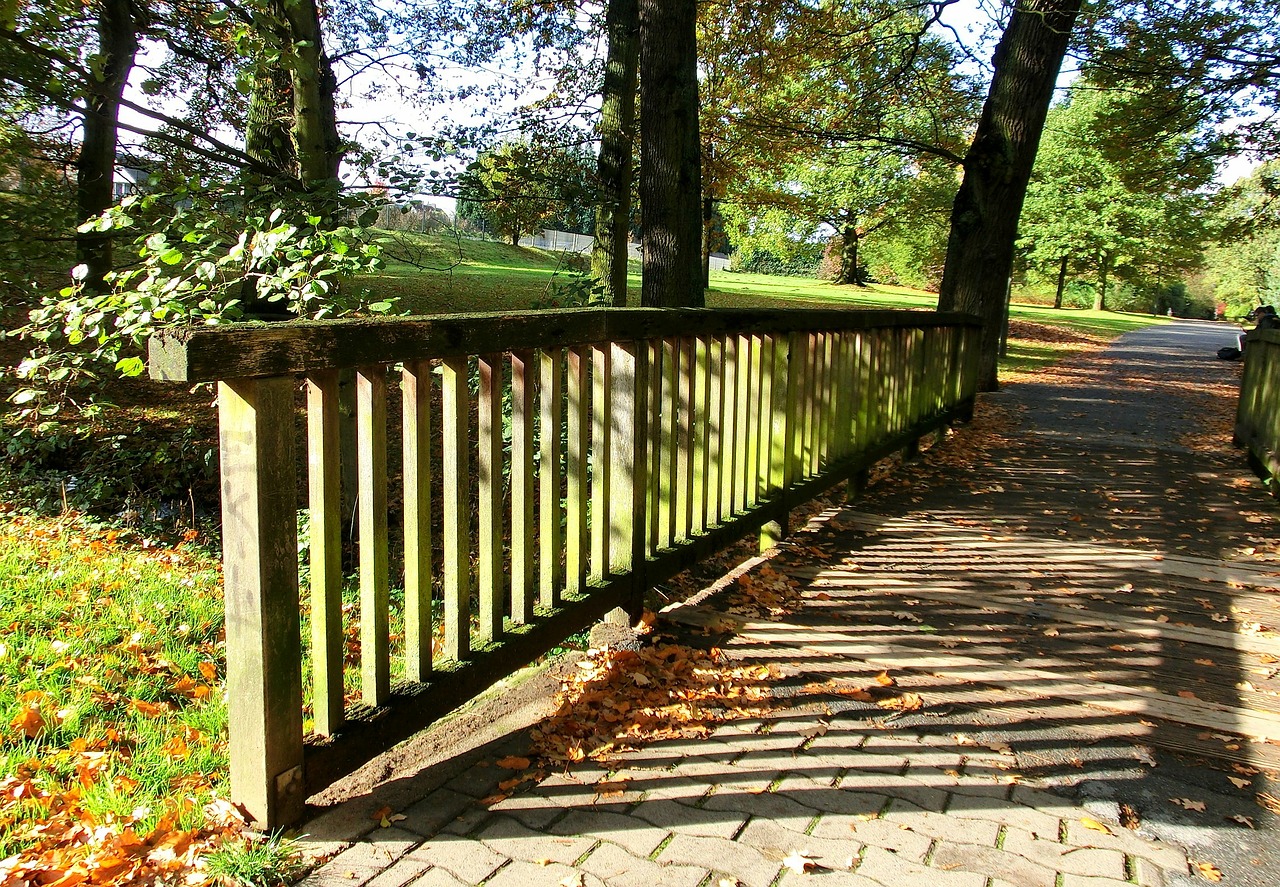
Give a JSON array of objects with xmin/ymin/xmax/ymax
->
[{"xmin": 148, "ymin": 307, "xmax": 981, "ymax": 382}]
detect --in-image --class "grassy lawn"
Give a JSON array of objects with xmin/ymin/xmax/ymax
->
[{"xmin": 0, "ymin": 233, "xmax": 1174, "ymax": 880}]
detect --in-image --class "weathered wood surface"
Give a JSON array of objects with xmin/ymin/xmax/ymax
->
[
  {"xmin": 148, "ymin": 307, "xmax": 981, "ymax": 382},
  {"xmin": 1236, "ymin": 329, "xmax": 1280, "ymax": 489}
]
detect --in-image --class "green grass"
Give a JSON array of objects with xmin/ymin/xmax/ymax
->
[{"xmin": 0, "ymin": 513, "xmax": 226, "ymax": 858}]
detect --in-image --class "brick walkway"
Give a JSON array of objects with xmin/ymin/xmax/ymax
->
[{"xmin": 294, "ymin": 322, "xmax": 1276, "ymax": 887}]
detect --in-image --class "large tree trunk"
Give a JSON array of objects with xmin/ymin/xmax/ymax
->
[
  {"xmin": 592, "ymin": 0, "xmax": 639, "ymax": 307},
  {"xmin": 281, "ymin": 0, "xmax": 342, "ymax": 200},
  {"xmin": 1053, "ymin": 254, "xmax": 1068, "ymax": 309},
  {"xmin": 838, "ymin": 219, "xmax": 862, "ymax": 285},
  {"xmin": 638, "ymin": 0, "xmax": 703, "ymax": 308},
  {"xmin": 77, "ymin": 0, "xmax": 140, "ymax": 292},
  {"xmin": 936, "ymin": 0, "xmax": 1083, "ymax": 391}
]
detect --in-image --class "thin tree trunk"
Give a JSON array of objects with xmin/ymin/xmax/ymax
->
[
  {"xmin": 1094, "ymin": 254, "xmax": 1109, "ymax": 311},
  {"xmin": 77, "ymin": 0, "xmax": 140, "ymax": 292},
  {"xmin": 700, "ymin": 193, "xmax": 713, "ymax": 290},
  {"xmin": 638, "ymin": 0, "xmax": 703, "ymax": 308},
  {"xmin": 592, "ymin": 0, "xmax": 639, "ymax": 307},
  {"xmin": 936, "ymin": 0, "xmax": 1083, "ymax": 391},
  {"xmin": 1053, "ymin": 254, "xmax": 1068, "ymax": 309}
]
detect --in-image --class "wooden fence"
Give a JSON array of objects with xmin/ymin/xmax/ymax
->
[
  {"xmin": 148, "ymin": 307, "xmax": 982, "ymax": 827},
  {"xmin": 1236, "ymin": 327, "xmax": 1280, "ymax": 493}
]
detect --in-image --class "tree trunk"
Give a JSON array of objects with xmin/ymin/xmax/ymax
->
[
  {"xmin": 838, "ymin": 220, "xmax": 861, "ymax": 285},
  {"xmin": 935, "ymin": 0, "xmax": 1083, "ymax": 391},
  {"xmin": 700, "ymin": 193, "xmax": 714, "ymax": 290},
  {"xmin": 1094, "ymin": 254, "xmax": 1109, "ymax": 311},
  {"xmin": 638, "ymin": 0, "xmax": 703, "ymax": 308},
  {"xmin": 280, "ymin": 0, "xmax": 342, "ymax": 200},
  {"xmin": 592, "ymin": 0, "xmax": 639, "ymax": 307},
  {"xmin": 244, "ymin": 67, "xmax": 297, "ymax": 193},
  {"xmin": 77, "ymin": 0, "xmax": 140, "ymax": 292},
  {"xmin": 1053, "ymin": 254, "xmax": 1068, "ymax": 309}
]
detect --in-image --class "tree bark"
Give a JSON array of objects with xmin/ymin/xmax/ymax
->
[
  {"xmin": 1094, "ymin": 253, "xmax": 1109, "ymax": 311},
  {"xmin": 839, "ymin": 219, "xmax": 862, "ymax": 285},
  {"xmin": 638, "ymin": 0, "xmax": 703, "ymax": 308},
  {"xmin": 936, "ymin": 0, "xmax": 1083, "ymax": 390},
  {"xmin": 1053, "ymin": 254, "xmax": 1068, "ymax": 309},
  {"xmin": 700, "ymin": 193, "xmax": 714, "ymax": 290},
  {"xmin": 592, "ymin": 0, "xmax": 639, "ymax": 307},
  {"xmin": 280, "ymin": 0, "xmax": 342, "ymax": 200},
  {"xmin": 77, "ymin": 0, "xmax": 140, "ymax": 292}
]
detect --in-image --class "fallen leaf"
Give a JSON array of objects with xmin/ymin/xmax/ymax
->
[
  {"xmin": 1080, "ymin": 816, "xmax": 1113, "ymax": 835},
  {"xmin": 371, "ymin": 805, "xmax": 393, "ymax": 823},
  {"xmin": 1228, "ymin": 776, "xmax": 1251, "ymax": 789},
  {"xmin": 1043, "ymin": 627, "xmax": 1060, "ymax": 637},
  {"xmin": 1177, "ymin": 690, "xmax": 1199, "ymax": 700},
  {"xmin": 1257, "ymin": 791, "xmax": 1280, "ymax": 814},
  {"xmin": 558, "ymin": 874, "xmax": 585, "ymax": 887},
  {"xmin": 1227, "ymin": 814, "xmax": 1255, "ymax": 828},
  {"xmin": 1194, "ymin": 658, "xmax": 1216, "ymax": 667},
  {"xmin": 1194, "ymin": 861, "xmax": 1223, "ymax": 882},
  {"xmin": 782, "ymin": 850, "xmax": 817, "ymax": 874},
  {"xmin": 1171, "ymin": 798, "xmax": 1207, "ymax": 812},
  {"xmin": 496, "ymin": 756, "xmax": 531, "ymax": 770},
  {"xmin": 874, "ymin": 671, "xmax": 896, "ymax": 687}
]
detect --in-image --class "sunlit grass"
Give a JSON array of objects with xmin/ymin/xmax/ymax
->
[{"xmin": 0, "ymin": 513, "xmax": 226, "ymax": 857}]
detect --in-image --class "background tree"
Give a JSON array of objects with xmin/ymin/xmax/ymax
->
[{"xmin": 457, "ymin": 139, "xmax": 595, "ymax": 245}]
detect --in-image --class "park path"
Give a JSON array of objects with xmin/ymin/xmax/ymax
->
[{"xmin": 294, "ymin": 320, "xmax": 1278, "ymax": 887}]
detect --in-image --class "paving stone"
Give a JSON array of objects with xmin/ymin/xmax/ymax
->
[
  {"xmin": 808, "ymin": 814, "xmax": 933, "ymax": 862},
  {"xmin": 1133, "ymin": 857, "xmax": 1167, "ymax": 887},
  {"xmin": 944, "ymin": 793, "xmax": 1062, "ymax": 839},
  {"xmin": 398, "ymin": 789, "xmax": 476, "ymax": 837},
  {"xmin": 365, "ymin": 827, "xmax": 423, "ymax": 857},
  {"xmin": 704, "ymin": 788, "xmax": 818, "ymax": 833},
  {"xmin": 621, "ymin": 772, "xmax": 711, "ymax": 803},
  {"xmin": 776, "ymin": 868, "xmax": 884, "ymax": 887},
  {"xmin": 443, "ymin": 763, "xmax": 506, "ymax": 799},
  {"xmin": 785, "ymin": 785, "xmax": 888, "ymax": 818},
  {"xmin": 404, "ymin": 870, "xmax": 467, "ymax": 887},
  {"xmin": 1000, "ymin": 827, "xmax": 1126, "ymax": 879},
  {"xmin": 326, "ymin": 839, "xmax": 412, "ymax": 874},
  {"xmin": 483, "ymin": 860, "xmax": 605, "ymax": 887},
  {"xmin": 487, "ymin": 792, "xmax": 565, "ymax": 830},
  {"xmin": 438, "ymin": 805, "xmax": 490, "ymax": 836},
  {"xmin": 532, "ymin": 773, "xmax": 616, "ymax": 808},
  {"xmin": 551, "ymin": 809, "xmax": 670, "ymax": 858},
  {"xmin": 929, "ymin": 842, "xmax": 1057, "ymax": 887},
  {"xmin": 882, "ymin": 808, "xmax": 1001, "ymax": 847},
  {"xmin": 579, "ymin": 841, "xmax": 707, "ymax": 887},
  {"xmin": 854, "ymin": 846, "xmax": 987, "ymax": 887},
  {"xmin": 364, "ymin": 855, "xmax": 433, "ymax": 887},
  {"xmin": 629, "ymin": 798, "xmax": 748, "ymax": 839},
  {"xmin": 1061, "ymin": 820, "xmax": 1188, "ymax": 873},
  {"xmin": 477, "ymin": 814, "xmax": 597, "ymax": 865},
  {"xmin": 406, "ymin": 834, "xmax": 508, "ymax": 883},
  {"xmin": 657, "ymin": 832, "xmax": 781, "ymax": 887},
  {"xmin": 837, "ymin": 773, "xmax": 948, "ymax": 813},
  {"xmin": 297, "ymin": 862, "xmax": 382, "ymax": 887},
  {"xmin": 1059, "ymin": 875, "xmax": 1135, "ymax": 887},
  {"xmin": 737, "ymin": 818, "xmax": 862, "ymax": 871}
]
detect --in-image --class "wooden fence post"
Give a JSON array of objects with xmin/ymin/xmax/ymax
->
[{"xmin": 218, "ymin": 377, "xmax": 304, "ymax": 828}]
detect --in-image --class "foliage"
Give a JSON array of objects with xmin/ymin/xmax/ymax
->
[
  {"xmin": 1018, "ymin": 85, "xmax": 1215, "ymax": 312},
  {"xmin": 204, "ymin": 833, "xmax": 306, "ymax": 887},
  {"xmin": 1201, "ymin": 161, "xmax": 1280, "ymax": 315},
  {"xmin": 8, "ymin": 189, "xmax": 393, "ymax": 422},
  {"xmin": 457, "ymin": 140, "xmax": 597, "ymax": 245}
]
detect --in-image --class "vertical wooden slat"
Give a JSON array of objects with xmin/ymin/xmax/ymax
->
[
  {"xmin": 477, "ymin": 353, "xmax": 504, "ymax": 642},
  {"xmin": 693, "ymin": 337, "xmax": 710, "ymax": 534},
  {"xmin": 306, "ymin": 371, "xmax": 343, "ymax": 735},
  {"xmin": 756, "ymin": 336, "xmax": 774, "ymax": 499},
  {"xmin": 679, "ymin": 337, "xmax": 697, "ymax": 540},
  {"xmin": 356, "ymin": 366, "xmax": 390, "ymax": 707},
  {"xmin": 219, "ymin": 377, "xmax": 304, "ymax": 828},
  {"xmin": 647, "ymin": 340, "xmax": 663, "ymax": 554},
  {"xmin": 745, "ymin": 334, "xmax": 763, "ymax": 506},
  {"xmin": 441, "ymin": 355, "xmax": 470, "ymax": 661},
  {"xmin": 510, "ymin": 351, "xmax": 535, "ymax": 624},
  {"xmin": 591, "ymin": 344, "xmax": 612, "ymax": 583},
  {"xmin": 400, "ymin": 361, "xmax": 432, "ymax": 683},
  {"xmin": 609, "ymin": 341, "xmax": 646, "ymax": 585},
  {"xmin": 708, "ymin": 336, "xmax": 725, "ymax": 524},
  {"xmin": 566, "ymin": 346, "xmax": 590, "ymax": 594},
  {"xmin": 538, "ymin": 349, "xmax": 563, "ymax": 608},
  {"xmin": 805, "ymin": 332, "xmax": 821, "ymax": 478},
  {"xmin": 660, "ymin": 338, "xmax": 677, "ymax": 547},
  {"xmin": 735, "ymin": 333, "xmax": 752, "ymax": 512},
  {"xmin": 721, "ymin": 335, "xmax": 738, "ymax": 518}
]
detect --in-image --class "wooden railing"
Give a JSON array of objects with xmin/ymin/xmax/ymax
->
[
  {"xmin": 149, "ymin": 307, "xmax": 981, "ymax": 826},
  {"xmin": 1236, "ymin": 328, "xmax": 1280, "ymax": 493}
]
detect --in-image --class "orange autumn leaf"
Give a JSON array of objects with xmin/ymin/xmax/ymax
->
[
  {"xmin": 11, "ymin": 703, "xmax": 45, "ymax": 739},
  {"xmin": 131, "ymin": 699, "xmax": 170, "ymax": 718},
  {"xmin": 1195, "ymin": 861, "xmax": 1223, "ymax": 882},
  {"xmin": 496, "ymin": 755, "xmax": 531, "ymax": 771},
  {"xmin": 197, "ymin": 661, "xmax": 218, "ymax": 682}
]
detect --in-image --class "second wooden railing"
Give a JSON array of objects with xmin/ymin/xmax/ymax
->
[
  {"xmin": 1236, "ymin": 327, "xmax": 1280, "ymax": 492},
  {"xmin": 149, "ymin": 307, "xmax": 981, "ymax": 827}
]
